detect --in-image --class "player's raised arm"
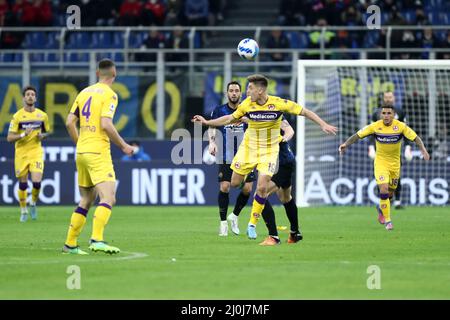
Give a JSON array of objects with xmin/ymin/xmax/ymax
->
[
  {"xmin": 208, "ymin": 126, "xmax": 217, "ymax": 156},
  {"xmin": 300, "ymin": 107, "xmax": 337, "ymax": 135},
  {"xmin": 281, "ymin": 119, "xmax": 294, "ymax": 142},
  {"xmin": 338, "ymin": 133, "xmax": 360, "ymax": 155},
  {"xmin": 413, "ymin": 135, "xmax": 430, "ymax": 161},
  {"xmin": 192, "ymin": 114, "xmax": 237, "ymax": 127}
]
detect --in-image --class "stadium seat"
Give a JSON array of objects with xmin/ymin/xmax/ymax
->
[
  {"xmin": 112, "ymin": 32, "xmax": 125, "ymax": 48},
  {"xmin": 13, "ymin": 53, "xmax": 23, "ymax": 62},
  {"xmin": 91, "ymin": 32, "xmax": 113, "ymax": 48},
  {"xmin": 30, "ymin": 53, "xmax": 45, "ymax": 62},
  {"xmin": 23, "ymin": 32, "xmax": 47, "ymax": 49},
  {"xmin": 46, "ymin": 32, "xmax": 60, "ymax": 49},
  {"xmin": 129, "ymin": 32, "xmax": 147, "ymax": 48},
  {"xmin": 0, "ymin": 53, "xmax": 14, "ymax": 62},
  {"xmin": 65, "ymin": 32, "xmax": 91, "ymax": 49},
  {"xmin": 65, "ymin": 52, "xmax": 89, "ymax": 62},
  {"xmin": 298, "ymin": 32, "xmax": 309, "ymax": 49},
  {"xmin": 286, "ymin": 31, "xmax": 300, "ymax": 48}
]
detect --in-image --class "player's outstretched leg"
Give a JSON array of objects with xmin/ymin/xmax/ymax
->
[{"xmin": 29, "ymin": 181, "xmax": 41, "ymax": 220}]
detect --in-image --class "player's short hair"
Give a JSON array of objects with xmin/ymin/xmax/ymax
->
[
  {"xmin": 247, "ymin": 74, "xmax": 268, "ymax": 89},
  {"xmin": 227, "ymin": 81, "xmax": 241, "ymax": 91},
  {"xmin": 98, "ymin": 58, "xmax": 115, "ymax": 70},
  {"xmin": 381, "ymin": 103, "xmax": 395, "ymax": 111},
  {"xmin": 22, "ymin": 85, "xmax": 37, "ymax": 96}
]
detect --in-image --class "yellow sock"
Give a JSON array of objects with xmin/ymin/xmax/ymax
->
[
  {"xmin": 249, "ymin": 194, "xmax": 266, "ymax": 225},
  {"xmin": 91, "ymin": 203, "xmax": 112, "ymax": 242},
  {"xmin": 31, "ymin": 188, "xmax": 40, "ymax": 204},
  {"xmin": 18, "ymin": 188, "xmax": 27, "ymax": 211},
  {"xmin": 380, "ymin": 194, "xmax": 391, "ymax": 223},
  {"xmin": 65, "ymin": 207, "xmax": 88, "ymax": 247}
]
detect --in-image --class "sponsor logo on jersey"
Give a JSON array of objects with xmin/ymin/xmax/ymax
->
[
  {"xmin": 375, "ymin": 134, "xmax": 402, "ymax": 144},
  {"xmin": 246, "ymin": 111, "xmax": 282, "ymax": 121}
]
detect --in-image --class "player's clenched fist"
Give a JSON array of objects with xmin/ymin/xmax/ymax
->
[
  {"xmin": 338, "ymin": 143, "xmax": 347, "ymax": 155},
  {"xmin": 191, "ymin": 115, "xmax": 207, "ymax": 124}
]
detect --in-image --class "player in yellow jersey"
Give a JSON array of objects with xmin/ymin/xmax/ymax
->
[
  {"xmin": 7, "ymin": 86, "xmax": 50, "ymax": 222},
  {"xmin": 63, "ymin": 59, "xmax": 136, "ymax": 255},
  {"xmin": 193, "ymin": 74, "xmax": 337, "ymax": 241},
  {"xmin": 339, "ymin": 104, "xmax": 430, "ymax": 230}
]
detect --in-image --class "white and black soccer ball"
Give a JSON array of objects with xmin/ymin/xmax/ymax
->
[{"xmin": 237, "ymin": 38, "xmax": 259, "ymax": 60}]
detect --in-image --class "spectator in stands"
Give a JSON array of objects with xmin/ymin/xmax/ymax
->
[
  {"xmin": 165, "ymin": 0, "xmax": 183, "ymax": 25},
  {"xmin": 0, "ymin": 0, "xmax": 8, "ymax": 26},
  {"xmin": 340, "ymin": 5, "xmax": 363, "ymax": 48},
  {"xmin": 266, "ymin": 27, "xmax": 290, "ymax": 71},
  {"xmin": 420, "ymin": 27, "xmax": 438, "ymax": 59},
  {"xmin": 184, "ymin": 0, "xmax": 209, "ymax": 46},
  {"xmin": 93, "ymin": 0, "xmax": 120, "ymax": 26},
  {"xmin": 119, "ymin": 0, "xmax": 142, "ymax": 26},
  {"xmin": 136, "ymin": 28, "xmax": 166, "ymax": 64},
  {"xmin": 185, "ymin": 0, "xmax": 209, "ymax": 26},
  {"xmin": 11, "ymin": 0, "xmax": 52, "ymax": 26},
  {"xmin": 121, "ymin": 141, "xmax": 151, "ymax": 162},
  {"xmin": 278, "ymin": 0, "xmax": 305, "ymax": 26},
  {"xmin": 437, "ymin": 31, "xmax": 450, "ymax": 60},
  {"xmin": 331, "ymin": 30, "xmax": 353, "ymax": 59},
  {"xmin": 209, "ymin": 0, "xmax": 226, "ymax": 24},
  {"xmin": 304, "ymin": 18, "xmax": 336, "ymax": 59},
  {"xmin": 165, "ymin": 25, "xmax": 189, "ymax": 65},
  {"xmin": 431, "ymin": 123, "xmax": 449, "ymax": 160},
  {"xmin": 142, "ymin": 0, "xmax": 167, "ymax": 26}
]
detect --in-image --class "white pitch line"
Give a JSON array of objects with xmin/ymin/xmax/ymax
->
[{"xmin": 0, "ymin": 247, "xmax": 148, "ymax": 265}]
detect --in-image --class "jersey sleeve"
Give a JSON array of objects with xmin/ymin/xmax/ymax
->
[
  {"xmin": 279, "ymin": 98, "xmax": 303, "ymax": 115},
  {"xmin": 69, "ymin": 96, "xmax": 80, "ymax": 117},
  {"xmin": 357, "ymin": 123, "xmax": 375, "ymax": 138},
  {"xmin": 101, "ymin": 92, "xmax": 119, "ymax": 119},
  {"xmin": 402, "ymin": 124, "xmax": 417, "ymax": 141},
  {"xmin": 8, "ymin": 114, "xmax": 19, "ymax": 133},
  {"xmin": 231, "ymin": 103, "xmax": 247, "ymax": 119}
]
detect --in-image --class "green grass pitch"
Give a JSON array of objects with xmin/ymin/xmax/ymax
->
[{"xmin": 0, "ymin": 205, "xmax": 449, "ymax": 299}]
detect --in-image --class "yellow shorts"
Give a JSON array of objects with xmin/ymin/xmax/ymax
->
[
  {"xmin": 374, "ymin": 164, "xmax": 400, "ymax": 190},
  {"xmin": 14, "ymin": 154, "xmax": 44, "ymax": 178},
  {"xmin": 230, "ymin": 146, "xmax": 279, "ymax": 177},
  {"xmin": 76, "ymin": 152, "xmax": 116, "ymax": 188}
]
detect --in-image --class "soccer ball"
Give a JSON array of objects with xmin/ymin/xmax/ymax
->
[{"xmin": 237, "ymin": 38, "xmax": 259, "ymax": 60}]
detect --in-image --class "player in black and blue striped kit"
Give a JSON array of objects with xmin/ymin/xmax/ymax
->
[
  {"xmin": 259, "ymin": 117, "xmax": 303, "ymax": 245},
  {"xmin": 208, "ymin": 81, "xmax": 255, "ymax": 236}
]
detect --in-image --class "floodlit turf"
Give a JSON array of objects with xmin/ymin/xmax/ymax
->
[{"xmin": 0, "ymin": 205, "xmax": 449, "ymax": 299}]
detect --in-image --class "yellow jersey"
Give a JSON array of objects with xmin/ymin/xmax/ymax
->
[
  {"xmin": 8, "ymin": 107, "xmax": 50, "ymax": 158},
  {"xmin": 69, "ymin": 82, "xmax": 118, "ymax": 154},
  {"xmin": 231, "ymin": 95, "xmax": 303, "ymax": 154},
  {"xmin": 357, "ymin": 119, "xmax": 417, "ymax": 169}
]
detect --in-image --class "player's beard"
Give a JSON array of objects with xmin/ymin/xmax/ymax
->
[{"xmin": 228, "ymin": 97, "xmax": 239, "ymax": 105}]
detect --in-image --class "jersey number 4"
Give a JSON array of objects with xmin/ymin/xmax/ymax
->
[{"xmin": 81, "ymin": 96, "xmax": 92, "ymax": 122}]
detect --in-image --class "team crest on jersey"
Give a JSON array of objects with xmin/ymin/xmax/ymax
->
[
  {"xmin": 379, "ymin": 175, "xmax": 385, "ymax": 181},
  {"xmin": 36, "ymin": 113, "xmax": 42, "ymax": 118},
  {"xmin": 393, "ymin": 125, "xmax": 399, "ymax": 131},
  {"xmin": 234, "ymin": 162, "xmax": 241, "ymax": 169},
  {"xmin": 267, "ymin": 104, "xmax": 275, "ymax": 110}
]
